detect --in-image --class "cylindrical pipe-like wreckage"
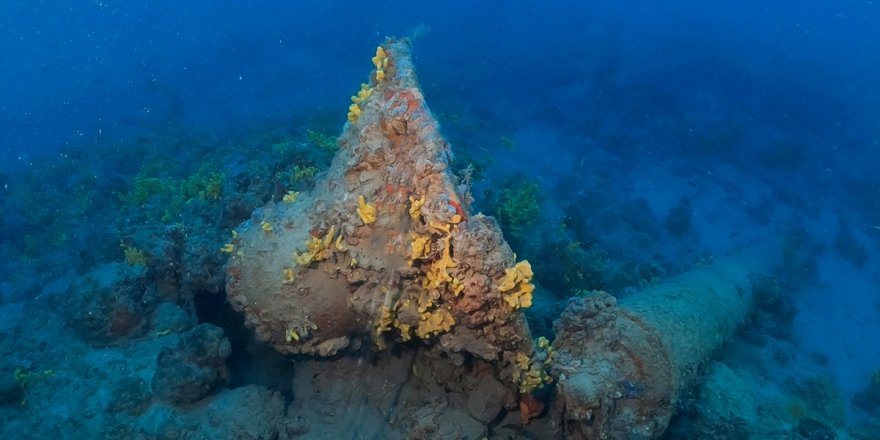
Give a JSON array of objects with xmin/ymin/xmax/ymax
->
[{"xmin": 550, "ymin": 241, "xmax": 782, "ymax": 439}]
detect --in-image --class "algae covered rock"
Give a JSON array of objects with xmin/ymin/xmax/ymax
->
[
  {"xmin": 150, "ymin": 302, "xmax": 196, "ymax": 334},
  {"xmin": 197, "ymin": 385, "xmax": 286, "ymax": 440},
  {"xmin": 465, "ymin": 375, "xmax": 510, "ymax": 423},
  {"xmin": 107, "ymin": 376, "xmax": 152, "ymax": 416},
  {"xmin": 64, "ymin": 262, "xmax": 156, "ymax": 345},
  {"xmin": 152, "ymin": 323, "xmax": 231, "ymax": 404}
]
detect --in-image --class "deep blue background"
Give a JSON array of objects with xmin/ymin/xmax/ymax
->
[{"xmin": 2, "ymin": 1, "xmax": 877, "ymax": 172}]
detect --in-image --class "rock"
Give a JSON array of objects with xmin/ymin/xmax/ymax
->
[
  {"xmin": 181, "ymin": 234, "xmax": 227, "ymax": 295},
  {"xmin": 107, "ymin": 377, "xmax": 152, "ymax": 416},
  {"xmin": 64, "ymin": 263, "xmax": 156, "ymax": 345},
  {"xmin": 795, "ymin": 418, "xmax": 839, "ymax": 440},
  {"xmin": 150, "ymin": 302, "xmax": 195, "ymax": 334},
  {"xmin": 410, "ymin": 404, "xmax": 486, "ymax": 440},
  {"xmin": 444, "ymin": 410, "xmax": 486, "ymax": 439},
  {"xmin": 466, "ymin": 375, "xmax": 508, "ymax": 423},
  {"xmin": 0, "ymin": 374, "xmax": 23, "ymax": 406},
  {"xmin": 198, "ymin": 386, "xmax": 285, "ymax": 439},
  {"xmin": 853, "ymin": 372, "xmax": 880, "ymax": 415},
  {"xmin": 787, "ymin": 375, "xmax": 847, "ymax": 428},
  {"xmin": 152, "ymin": 324, "xmax": 231, "ymax": 404}
]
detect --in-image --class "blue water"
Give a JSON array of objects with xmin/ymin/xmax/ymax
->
[{"xmin": 1, "ymin": 1, "xmax": 878, "ymax": 438}]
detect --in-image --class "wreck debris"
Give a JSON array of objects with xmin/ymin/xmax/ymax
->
[{"xmin": 550, "ymin": 242, "xmax": 783, "ymax": 439}]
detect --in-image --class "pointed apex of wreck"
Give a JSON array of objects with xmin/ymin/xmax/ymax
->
[{"xmin": 340, "ymin": 39, "xmax": 453, "ymax": 178}]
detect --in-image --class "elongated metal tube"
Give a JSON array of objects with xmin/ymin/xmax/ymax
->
[{"xmin": 551, "ymin": 240, "xmax": 782, "ymax": 439}]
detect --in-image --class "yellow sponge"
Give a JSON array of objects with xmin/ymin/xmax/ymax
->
[
  {"xmin": 498, "ymin": 260, "xmax": 535, "ymax": 309},
  {"xmin": 372, "ymin": 46, "xmax": 389, "ymax": 82},
  {"xmin": 416, "ymin": 307, "xmax": 455, "ymax": 339},
  {"xmin": 357, "ymin": 195, "xmax": 377, "ymax": 224},
  {"xmin": 294, "ymin": 225, "xmax": 337, "ymax": 266},
  {"xmin": 347, "ymin": 103, "xmax": 362, "ymax": 123}
]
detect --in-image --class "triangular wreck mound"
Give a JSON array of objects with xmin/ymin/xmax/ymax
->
[{"xmin": 226, "ymin": 39, "xmax": 548, "ymax": 393}]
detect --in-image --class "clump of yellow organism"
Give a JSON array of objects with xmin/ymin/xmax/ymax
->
[
  {"xmin": 346, "ymin": 45, "xmax": 388, "ymax": 123},
  {"xmin": 450, "ymin": 277, "xmax": 464, "ymax": 296},
  {"xmin": 411, "ymin": 202, "xmax": 466, "ymax": 290},
  {"xmin": 512, "ymin": 349, "xmax": 553, "ymax": 394},
  {"xmin": 122, "ymin": 244, "xmax": 147, "ymax": 266},
  {"xmin": 536, "ymin": 336, "xmax": 556, "ymax": 367},
  {"xmin": 285, "ymin": 328, "xmax": 300, "ymax": 342},
  {"xmin": 347, "ymin": 83, "xmax": 373, "ymax": 124},
  {"xmin": 375, "ymin": 306, "xmax": 394, "ymax": 349},
  {"xmin": 357, "ymin": 195, "xmax": 377, "ymax": 225},
  {"xmin": 409, "ymin": 195, "xmax": 426, "ymax": 219},
  {"xmin": 374, "ymin": 286, "xmax": 398, "ymax": 349},
  {"xmin": 398, "ymin": 192, "xmax": 466, "ymax": 342},
  {"xmin": 261, "ymin": 220, "xmax": 273, "ymax": 234},
  {"xmin": 351, "ymin": 83, "xmax": 372, "ymax": 104},
  {"xmin": 372, "ymin": 46, "xmax": 389, "ymax": 81},
  {"xmin": 423, "ymin": 235, "xmax": 456, "ymax": 289},
  {"xmin": 282, "ymin": 267, "xmax": 296, "ymax": 285},
  {"xmin": 498, "ymin": 260, "xmax": 535, "ymax": 309},
  {"xmin": 409, "ymin": 232, "xmax": 431, "ymax": 262},
  {"xmin": 294, "ymin": 225, "xmax": 337, "ymax": 266},
  {"xmin": 347, "ymin": 103, "xmax": 362, "ymax": 123},
  {"xmin": 334, "ymin": 234, "xmax": 348, "ymax": 252},
  {"xmin": 395, "ymin": 320, "xmax": 413, "ymax": 341},
  {"xmin": 415, "ymin": 307, "xmax": 455, "ymax": 339},
  {"xmin": 285, "ymin": 319, "xmax": 318, "ymax": 343},
  {"xmin": 221, "ymin": 230, "xmax": 238, "ymax": 253},
  {"xmin": 282, "ymin": 190, "xmax": 299, "ymax": 203}
]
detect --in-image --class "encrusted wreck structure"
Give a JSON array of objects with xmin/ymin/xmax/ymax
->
[
  {"xmin": 226, "ymin": 39, "xmax": 782, "ymax": 439},
  {"xmin": 227, "ymin": 39, "xmax": 550, "ymax": 393}
]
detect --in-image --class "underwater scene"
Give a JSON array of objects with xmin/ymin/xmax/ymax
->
[{"xmin": 1, "ymin": 1, "xmax": 878, "ymax": 439}]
